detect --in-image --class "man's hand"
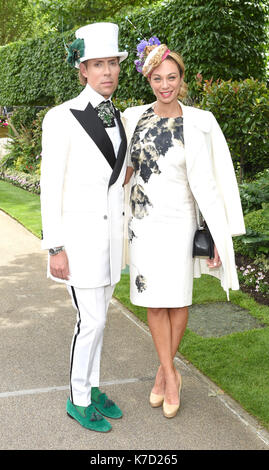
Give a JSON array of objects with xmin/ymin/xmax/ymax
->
[
  {"xmin": 50, "ymin": 250, "xmax": 70, "ymax": 280},
  {"xmin": 206, "ymin": 245, "xmax": 222, "ymax": 269}
]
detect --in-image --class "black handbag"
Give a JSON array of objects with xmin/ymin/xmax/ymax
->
[{"xmin": 192, "ymin": 205, "xmax": 214, "ymax": 259}]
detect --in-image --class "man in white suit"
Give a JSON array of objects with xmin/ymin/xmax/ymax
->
[{"xmin": 40, "ymin": 23, "xmax": 128, "ymax": 432}]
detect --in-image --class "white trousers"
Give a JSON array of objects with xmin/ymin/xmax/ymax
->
[{"xmin": 67, "ymin": 284, "xmax": 115, "ymax": 406}]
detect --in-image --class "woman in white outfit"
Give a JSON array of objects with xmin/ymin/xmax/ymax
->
[{"xmin": 123, "ymin": 40, "xmax": 245, "ymax": 418}]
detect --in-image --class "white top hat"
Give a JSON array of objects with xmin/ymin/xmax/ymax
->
[{"xmin": 73, "ymin": 22, "xmax": 128, "ymax": 68}]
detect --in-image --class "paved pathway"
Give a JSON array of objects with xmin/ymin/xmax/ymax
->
[{"xmin": 0, "ymin": 210, "xmax": 269, "ymax": 450}]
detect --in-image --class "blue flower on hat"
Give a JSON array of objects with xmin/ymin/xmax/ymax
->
[{"xmin": 66, "ymin": 38, "xmax": 85, "ymax": 67}]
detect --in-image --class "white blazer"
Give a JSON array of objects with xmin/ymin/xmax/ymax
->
[
  {"xmin": 122, "ymin": 102, "xmax": 246, "ymax": 298},
  {"xmin": 40, "ymin": 86, "xmax": 127, "ymax": 288}
]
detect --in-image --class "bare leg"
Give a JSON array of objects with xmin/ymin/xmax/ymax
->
[
  {"xmin": 148, "ymin": 307, "xmax": 188, "ymax": 403},
  {"xmin": 169, "ymin": 306, "xmax": 189, "ymax": 357},
  {"xmin": 147, "ymin": 308, "xmax": 181, "ymax": 404}
]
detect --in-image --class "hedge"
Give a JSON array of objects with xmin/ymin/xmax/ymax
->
[
  {"xmin": 0, "ymin": 0, "xmax": 268, "ymax": 107},
  {"xmin": 0, "ymin": 32, "xmax": 82, "ymax": 107}
]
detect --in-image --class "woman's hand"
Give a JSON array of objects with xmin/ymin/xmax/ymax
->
[
  {"xmin": 206, "ymin": 245, "xmax": 222, "ymax": 269},
  {"xmin": 123, "ymin": 166, "xmax": 134, "ymax": 186}
]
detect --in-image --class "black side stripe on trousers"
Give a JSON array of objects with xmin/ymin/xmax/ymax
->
[{"xmin": 69, "ymin": 286, "xmax": 81, "ymax": 404}]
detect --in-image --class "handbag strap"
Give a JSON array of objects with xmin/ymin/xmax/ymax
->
[{"xmin": 194, "ymin": 201, "xmax": 205, "ymax": 230}]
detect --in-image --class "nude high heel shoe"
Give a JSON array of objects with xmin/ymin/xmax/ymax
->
[
  {"xmin": 163, "ymin": 371, "xmax": 182, "ymax": 418},
  {"xmin": 149, "ymin": 391, "xmax": 164, "ymax": 408},
  {"xmin": 150, "ymin": 365, "xmax": 165, "ymax": 407}
]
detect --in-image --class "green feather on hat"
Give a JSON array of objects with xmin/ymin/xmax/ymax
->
[{"xmin": 66, "ymin": 38, "xmax": 85, "ymax": 67}]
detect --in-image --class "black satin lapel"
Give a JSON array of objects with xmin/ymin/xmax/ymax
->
[
  {"xmin": 109, "ymin": 110, "xmax": 127, "ymax": 187},
  {"xmin": 70, "ymin": 102, "xmax": 116, "ymax": 170}
]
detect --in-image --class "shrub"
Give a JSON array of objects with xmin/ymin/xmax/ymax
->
[
  {"xmin": 239, "ymin": 170, "xmax": 269, "ymax": 214},
  {"xmin": 9, "ymin": 106, "xmax": 40, "ymax": 131},
  {"xmin": 198, "ymin": 78, "xmax": 269, "ymax": 179},
  {"xmin": 233, "ymin": 205, "xmax": 269, "ymax": 258},
  {"xmin": 1, "ymin": 107, "xmax": 49, "ymax": 173}
]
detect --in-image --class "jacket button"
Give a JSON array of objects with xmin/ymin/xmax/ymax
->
[
  {"xmin": 122, "ymin": 212, "xmax": 125, "ymax": 216},
  {"xmin": 103, "ymin": 215, "xmax": 108, "ymax": 220}
]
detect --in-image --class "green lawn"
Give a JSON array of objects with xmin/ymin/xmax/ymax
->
[
  {"xmin": 1, "ymin": 179, "xmax": 269, "ymax": 430},
  {"xmin": 0, "ymin": 180, "xmax": 41, "ymax": 238}
]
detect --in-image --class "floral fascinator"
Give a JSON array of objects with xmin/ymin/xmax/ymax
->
[{"xmin": 135, "ymin": 36, "xmax": 170, "ymax": 77}]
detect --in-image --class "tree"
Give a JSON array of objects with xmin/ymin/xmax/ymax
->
[
  {"xmin": 0, "ymin": 0, "xmax": 156, "ymax": 46},
  {"xmin": 0, "ymin": 0, "xmax": 40, "ymax": 45},
  {"xmin": 29, "ymin": 0, "xmax": 155, "ymax": 34}
]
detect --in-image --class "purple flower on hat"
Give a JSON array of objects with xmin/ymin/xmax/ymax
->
[
  {"xmin": 134, "ymin": 59, "xmax": 143, "ymax": 73},
  {"xmin": 135, "ymin": 36, "xmax": 161, "ymax": 74},
  {"xmin": 137, "ymin": 39, "xmax": 149, "ymax": 54},
  {"xmin": 148, "ymin": 36, "xmax": 161, "ymax": 46}
]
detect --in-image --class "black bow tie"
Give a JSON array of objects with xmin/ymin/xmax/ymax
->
[{"xmin": 95, "ymin": 100, "xmax": 116, "ymax": 128}]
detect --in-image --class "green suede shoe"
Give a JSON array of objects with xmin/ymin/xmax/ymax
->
[
  {"xmin": 66, "ymin": 398, "xmax": 112, "ymax": 432},
  {"xmin": 91, "ymin": 387, "xmax": 123, "ymax": 419}
]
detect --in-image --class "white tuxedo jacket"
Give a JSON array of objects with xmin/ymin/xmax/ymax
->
[
  {"xmin": 122, "ymin": 102, "xmax": 246, "ymax": 298},
  {"xmin": 40, "ymin": 86, "xmax": 127, "ymax": 288}
]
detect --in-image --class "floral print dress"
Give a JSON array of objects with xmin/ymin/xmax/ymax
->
[{"xmin": 128, "ymin": 107, "xmax": 197, "ymax": 308}]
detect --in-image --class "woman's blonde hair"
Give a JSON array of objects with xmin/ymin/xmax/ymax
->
[{"xmin": 165, "ymin": 51, "xmax": 188, "ymax": 100}]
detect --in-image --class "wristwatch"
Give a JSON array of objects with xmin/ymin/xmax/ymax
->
[{"xmin": 49, "ymin": 246, "xmax": 64, "ymax": 256}]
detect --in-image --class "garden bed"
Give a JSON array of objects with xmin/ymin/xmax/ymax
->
[
  {"xmin": 235, "ymin": 253, "xmax": 268, "ymax": 306},
  {"xmin": 0, "ymin": 168, "xmax": 40, "ymax": 194}
]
